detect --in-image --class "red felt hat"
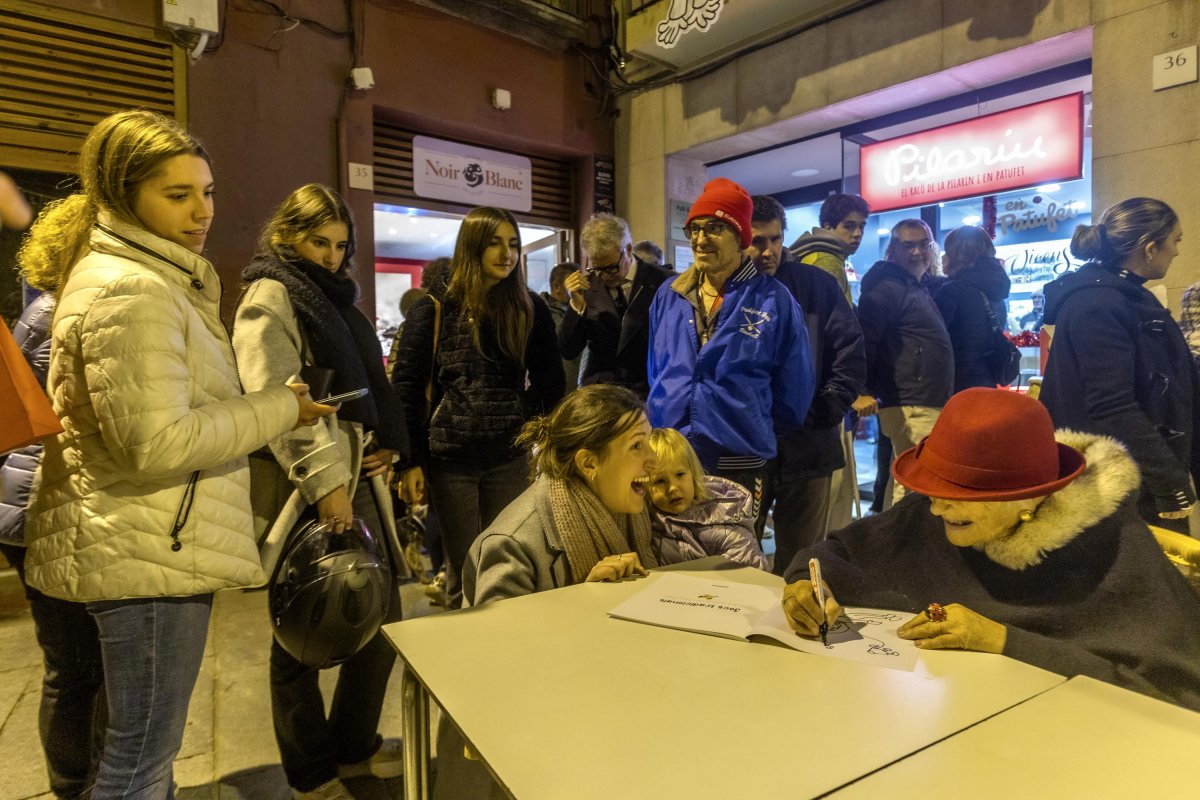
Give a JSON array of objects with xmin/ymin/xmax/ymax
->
[
  {"xmin": 892, "ymin": 388, "xmax": 1086, "ymax": 501},
  {"xmin": 686, "ymin": 178, "xmax": 753, "ymax": 247}
]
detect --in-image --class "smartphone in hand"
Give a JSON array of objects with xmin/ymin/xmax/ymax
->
[{"xmin": 315, "ymin": 387, "xmax": 369, "ymax": 405}]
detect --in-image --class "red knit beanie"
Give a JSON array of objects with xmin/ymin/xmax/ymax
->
[{"xmin": 686, "ymin": 178, "xmax": 753, "ymax": 247}]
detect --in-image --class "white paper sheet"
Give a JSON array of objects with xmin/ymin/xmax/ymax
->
[
  {"xmin": 607, "ymin": 573, "xmax": 918, "ymax": 671},
  {"xmin": 750, "ymin": 604, "xmax": 917, "ymax": 671}
]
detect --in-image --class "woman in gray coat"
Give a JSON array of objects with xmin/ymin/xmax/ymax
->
[
  {"xmin": 441, "ymin": 385, "xmax": 660, "ymax": 800},
  {"xmin": 462, "ymin": 384, "xmax": 660, "ymax": 606}
]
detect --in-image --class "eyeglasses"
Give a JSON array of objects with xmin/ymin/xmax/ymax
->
[
  {"xmin": 897, "ymin": 240, "xmax": 933, "ymax": 252},
  {"xmin": 586, "ymin": 260, "xmax": 623, "ymax": 276},
  {"xmin": 684, "ymin": 220, "xmax": 730, "ymax": 241}
]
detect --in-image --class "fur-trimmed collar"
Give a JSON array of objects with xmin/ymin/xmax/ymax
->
[{"xmin": 980, "ymin": 431, "xmax": 1140, "ymax": 570}]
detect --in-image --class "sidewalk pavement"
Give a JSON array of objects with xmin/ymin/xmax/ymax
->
[{"xmin": 0, "ymin": 582, "xmax": 441, "ymax": 800}]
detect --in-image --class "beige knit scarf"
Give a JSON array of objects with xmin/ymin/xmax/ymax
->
[{"xmin": 546, "ymin": 476, "xmax": 657, "ymax": 584}]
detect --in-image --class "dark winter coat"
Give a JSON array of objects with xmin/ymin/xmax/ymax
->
[
  {"xmin": 934, "ymin": 256, "xmax": 1012, "ymax": 392},
  {"xmin": 771, "ymin": 259, "xmax": 866, "ymax": 478},
  {"xmin": 391, "ymin": 291, "xmax": 565, "ymax": 466},
  {"xmin": 783, "ymin": 432, "xmax": 1200, "ymax": 712},
  {"xmin": 540, "ymin": 292, "xmax": 581, "ymax": 391},
  {"xmin": 0, "ymin": 293, "xmax": 55, "ymax": 546},
  {"xmin": 1040, "ymin": 261, "xmax": 1200, "ymax": 515},
  {"xmin": 857, "ymin": 260, "xmax": 953, "ymax": 408},
  {"xmin": 557, "ymin": 257, "xmax": 673, "ymax": 397}
]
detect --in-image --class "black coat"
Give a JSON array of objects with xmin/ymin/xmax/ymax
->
[
  {"xmin": 857, "ymin": 260, "xmax": 953, "ymax": 408},
  {"xmin": 558, "ymin": 258, "xmax": 673, "ymax": 397},
  {"xmin": 934, "ymin": 256, "xmax": 1011, "ymax": 392},
  {"xmin": 1040, "ymin": 262, "xmax": 1200, "ymax": 515},
  {"xmin": 783, "ymin": 481, "xmax": 1200, "ymax": 712},
  {"xmin": 771, "ymin": 259, "xmax": 866, "ymax": 478},
  {"xmin": 391, "ymin": 292, "xmax": 565, "ymax": 466}
]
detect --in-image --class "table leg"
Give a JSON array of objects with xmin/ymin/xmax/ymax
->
[{"xmin": 402, "ymin": 666, "xmax": 431, "ymax": 800}]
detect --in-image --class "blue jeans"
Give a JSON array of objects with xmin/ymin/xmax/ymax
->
[
  {"xmin": 87, "ymin": 595, "xmax": 213, "ymax": 800},
  {"xmin": 0, "ymin": 543, "xmax": 105, "ymax": 800}
]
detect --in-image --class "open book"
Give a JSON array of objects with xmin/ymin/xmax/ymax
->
[{"xmin": 607, "ymin": 572, "xmax": 918, "ymax": 671}]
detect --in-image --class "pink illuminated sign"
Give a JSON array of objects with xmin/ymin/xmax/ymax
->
[{"xmin": 859, "ymin": 93, "xmax": 1084, "ymax": 213}]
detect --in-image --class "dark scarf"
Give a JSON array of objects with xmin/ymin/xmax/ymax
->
[{"xmin": 242, "ymin": 254, "xmax": 400, "ymax": 447}]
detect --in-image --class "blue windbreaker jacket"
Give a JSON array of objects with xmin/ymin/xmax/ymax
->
[{"xmin": 647, "ymin": 260, "xmax": 815, "ymax": 470}]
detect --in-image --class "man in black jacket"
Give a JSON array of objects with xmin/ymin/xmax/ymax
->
[
  {"xmin": 858, "ymin": 219, "xmax": 953, "ymax": 510},
  {"xmin": 559, "ymin": 213, "xmax": 673, "ymax": 397},
  {"xmin": 749, "ymin": 196, "xmax": 866, "ymax": 573}
]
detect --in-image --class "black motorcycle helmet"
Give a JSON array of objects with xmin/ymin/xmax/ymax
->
[{"xmin": 269, "ymin": 515, "xmax": 392, "ymax": 668}]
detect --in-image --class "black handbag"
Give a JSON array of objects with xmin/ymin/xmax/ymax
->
[{"xmin": 980, "ymin": 291, "xmax": 1021, "ymax": 386}]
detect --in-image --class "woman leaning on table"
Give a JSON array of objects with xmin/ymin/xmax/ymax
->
[
  {"xmin": 21, "ymin": 109, "xmax": 333, "ymax": 799},
  {"xmin": 781, "ymin": 388, "xmax": 1200, "ymax": 712},
  {"xmin": 461, "ymin": 383, "xmax": 660, "ymax": 607},
  {"xmin": 437, "ymin": 384, "xmax": 660, "ymax": 800}
]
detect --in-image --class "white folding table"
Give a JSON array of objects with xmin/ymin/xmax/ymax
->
[
  {"xmin": 829, "ymin": 674, "xmax": 1200, "ymax": 799},
  {"xmin": 385, "ymin": 559, "xmax": 1065, "ymax": 799}
]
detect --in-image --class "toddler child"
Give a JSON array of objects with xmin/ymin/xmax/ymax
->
[{"xmin": 647, "ymin": 428, "xmax": 767, "ymax": 569}]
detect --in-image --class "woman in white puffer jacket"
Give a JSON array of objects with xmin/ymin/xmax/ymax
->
[{"xmin": 21, "ymin": 110, "xmax": 334, "ymax": 800}]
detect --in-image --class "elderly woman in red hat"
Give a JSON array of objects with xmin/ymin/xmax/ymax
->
[{"xmin": 781, "ymin": 387, "xmax": 1200, "ymax": 711}]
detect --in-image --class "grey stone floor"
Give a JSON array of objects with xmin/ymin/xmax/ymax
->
[{"xmin": 0, "ymin": 581, "xmax": 442, "ymax": 800}]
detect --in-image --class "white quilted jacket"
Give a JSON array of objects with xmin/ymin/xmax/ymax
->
[{"xmin": 24, "ymin": 217, "xmax": 298, "ymax": 601}]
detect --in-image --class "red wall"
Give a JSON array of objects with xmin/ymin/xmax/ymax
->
[
  {"xmin": 184, "ymin": 0, "xmax": 612, "ymax": 318},
  {"xmin": 18, "ymin": 0, "xmax": 611, "ymax": 318}
]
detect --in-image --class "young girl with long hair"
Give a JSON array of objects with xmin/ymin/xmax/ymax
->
[
  {"xmin": 21, "ymin": 110, "xmax": 332, "ymax": 799},
  {"xmin": 391, "ymin": 206, "xmax": 564, "ymax": 606},
  {"xmin": 232, "ymin": 183, "xmax": 408, "ymax": 800}
]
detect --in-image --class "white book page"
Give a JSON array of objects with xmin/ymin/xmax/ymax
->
[
  {"xmin": 606, "ymin": 573, "xmax": 779, "ymax": 641},
  {"xmin": 749, "ymin": 605, "xmax": 918, "ymax": 672}
]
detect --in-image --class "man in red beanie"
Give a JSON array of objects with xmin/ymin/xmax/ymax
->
[{"xmin": 647, "ymin": 178, "xmax": 816, "ymax": 540}]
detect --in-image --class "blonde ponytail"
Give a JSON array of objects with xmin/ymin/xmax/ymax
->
[
  {"xmin": 15, "ymin": 110, "xmax": 209, "ymax": 296},
  {"xmin": 18, "ymin": 194, "xmax": 96, "ymax": 293}
]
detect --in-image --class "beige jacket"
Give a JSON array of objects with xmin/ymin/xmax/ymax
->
[
  {"xmin": 233, "ymin": 277, "xmax": 397, "ymax": 577},
  {"xmin": 24, "ymin": 218, "xmax": 298, "ymax": 601}
]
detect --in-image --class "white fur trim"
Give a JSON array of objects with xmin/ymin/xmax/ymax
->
[{"xmin": 980, "ymin": 431, "xmax": 1141, "ymax": 570}]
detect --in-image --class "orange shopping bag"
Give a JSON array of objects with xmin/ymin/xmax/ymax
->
[{"xmin": 0, "ymin": 321, "xmax": 62, "ymax": 453}]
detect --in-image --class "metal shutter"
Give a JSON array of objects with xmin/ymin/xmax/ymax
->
[
  {"xmin": 0, "ymin": 1, "xmax": 185, "ymax": 173},
  {"xmin": 373, "ymin": 118, "xmax": 575, "ymax": 227}
]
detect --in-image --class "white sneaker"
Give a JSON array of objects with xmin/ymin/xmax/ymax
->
[
  {"xmin": 338, "ymin": 737, "xmax": 404, "ymax": 780},
  {"xmin": 293, "ymin": 778, "xmax": 353, "ymax": 800},
  {"xmin": 424, "ymin": 570, "xmax": 449, "ymax": 607}
]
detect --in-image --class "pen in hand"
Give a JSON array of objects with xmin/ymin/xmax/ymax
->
[{"xmin": 809, "ymin": 557, "xmax": 828, "ymax": 646}]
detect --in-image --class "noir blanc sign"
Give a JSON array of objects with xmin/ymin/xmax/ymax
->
[
  {"xmin": 859, "ymin": 93, "xmax": 1084, "ymax": 213},
  {"xmin": 413, "ymin": 136, "xmax": 532, "ymax": 212}
]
